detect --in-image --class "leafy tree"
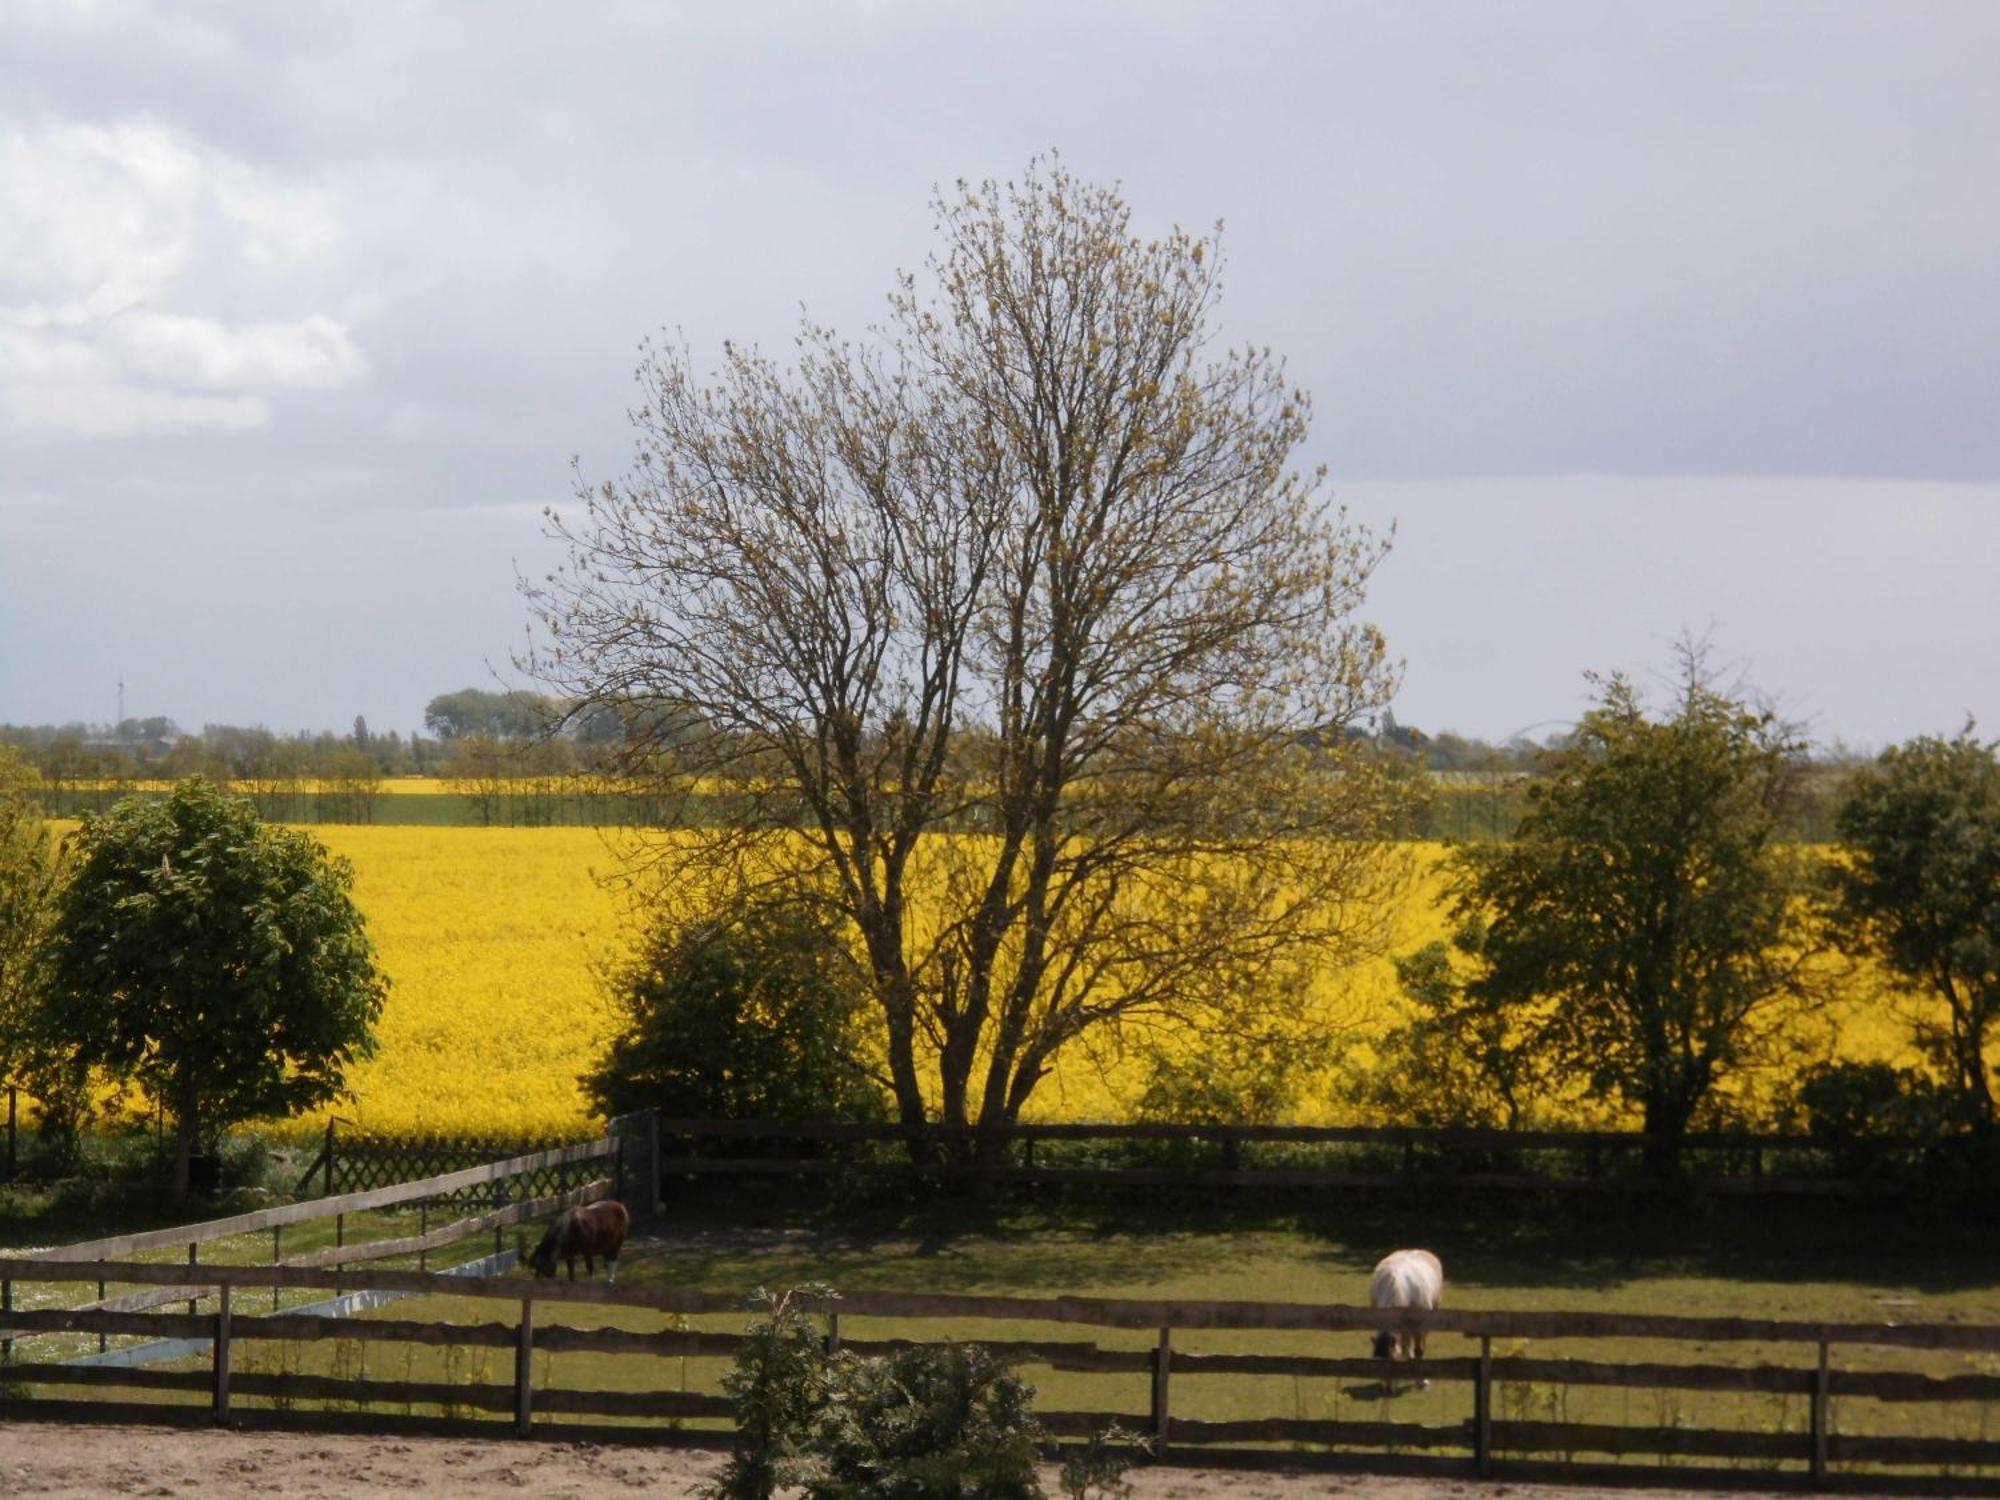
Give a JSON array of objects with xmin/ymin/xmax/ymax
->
[
  {"xmin": 1344, "ymin": 921, "xmax": 1560, "ymax": 1130},
  {"xmin": 1789, "ymin": 1059, "xmax": 1943, "ymax": 1141},
  {"xmin": 1829, "ymin": 728, "xmax": 2000, "ymax": 1131},
  {"xmin": 1130, "ymin": 1006, "xmax": 1333, "ymax": 1127},
  {"xmin": 1406, "ymin": 651, "xmax": 1822, "ymax": 1169},
  {"xmin": 584, "ymin": 906, "xmax": 887, "ymax": 1123},
  {"xmin": 423, "ymin": 687, "xmax": 556, "ymax": 741},
  {"xmin": 529, "ymin": 156, "xmax": 1409, "ymax": 1159},
  {"xmin": 45, "ymin": 777, "xmax": 389, "ymax": 1197},
  {"xmin": 0, "ymin": 747, "xmax": 89, "ymax": 1163}
]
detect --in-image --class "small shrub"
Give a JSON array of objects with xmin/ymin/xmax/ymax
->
[
  {"xmin": 808, "ymin": 1342, "xmax": 1042, "ymax": 1500},
  {"xmin": 1793, "ymin": 1060, "xmax": 1942, "ymax": 1140},
  {"xmin": 709, "ymin": 1285, "xmax": 841, "ymax": 1500},
  {"xmin": 1057, "ymin": 1424, "xmax": 1147, "ymax": 1500},
  {"xmin": 711, "ymin": 1284, "xmax": 1049, "ymax": 1500}
]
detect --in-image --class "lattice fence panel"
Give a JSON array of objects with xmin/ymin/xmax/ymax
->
[{"xmin": 331, "ymin": 1134, "xmax": 606, "ymax": 1208}]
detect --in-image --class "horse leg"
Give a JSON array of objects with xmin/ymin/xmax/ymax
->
[
  {"xmin": 607, "ymin": 1253, "xmax": 618, "ymax": 1286},
  {"xmin": 585, "ymin": 1254, "xmax": 596, "ymax": 1279}
]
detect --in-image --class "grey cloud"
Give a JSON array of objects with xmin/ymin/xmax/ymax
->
[{"xmin": 0, "ymin": 0, "xmax": 1994, "ymax": 739}]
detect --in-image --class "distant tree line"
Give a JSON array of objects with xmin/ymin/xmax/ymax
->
[{"xmin": 0, "ymin": 688, "xmax": 673, "ymax": 824}]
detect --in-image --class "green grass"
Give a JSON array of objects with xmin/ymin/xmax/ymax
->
[{"xmin": 9, "ymin": 1190, "xmax": 1999, "ymax": 1472}]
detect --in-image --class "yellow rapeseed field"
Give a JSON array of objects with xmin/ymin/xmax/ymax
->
[
  {"xmin": 285, "ymin": 829, "xmax": 1922, "ymax": 1139},
  {"xmin": 306, "ymin": 826, "xmax": 630, "ymax": 1139}
]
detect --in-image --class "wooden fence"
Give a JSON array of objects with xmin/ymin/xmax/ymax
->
[
  {"xmin": 1, "ymin": 1135, "xmax": 618, "ymax": 1358},
  {"xmin": 0, "ymin": 1260, "xmax": 1996, "ymax": 1494},
  {"xmin": 648, "ymin": 1117, "xmax": 1990, "ymax": 1200},
  {"xmin": 290, "ymin": 1120, "xmax": 619, "ymax": 1203}
]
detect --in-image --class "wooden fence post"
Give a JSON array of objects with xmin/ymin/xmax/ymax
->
[
  {"xmin": 5, "ymin": 1085, "xmax": 15, "ymax": 1179},
  {"xmin": 1, "ymin": 1276, "xmax": 11, "ymax": 1365},
  {"xmin": 827, "ymin": 1310, "xmax": 841, "ymax": 1355},
  {"xmin": 1152, "ymin": 1325, "xmax": 1172, "ymax": 1458},
  {"xmin": 98, "ymin": 1279, "xmax": 107, "ymax": 1351},
  {"xmin": 1474, "ymin": 1335, "xmax": 1493, "ymax": 1478},
  {"xmin": 271, "ymin": 1226, "xmax": 282, "ymax": 1312},
  {"xmin": 323, "ymin": 1117, "xmax": 337, "ymax": 1197},
  {"xmin": 187, "ymin": 1242, "xmax": 199, "ymax": 1318},
  {"xmin": 212, "ymin": 1281, "xmax": 233, "ymax": 1423},
  {"xmin": 515, "ymin": 1295, "xmax": 535, "ymax": 1436},
  {"xmin": 1811, "ymin": 1339, "xmax": 1830, "ymax": 1487},
  {"xmin": 419, "ymin": 1201, "xmax": 429, "ymax": 1272}
]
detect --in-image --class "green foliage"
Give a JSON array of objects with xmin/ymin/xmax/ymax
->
[
  {"xmin": 807, "ymin": 1342, "xmax": 1042, "ymax": 1500},
  {"xmin": 0, "ymin": 746, "xmax": 90, "ymax": 1166},
  {"xmin": 584, "ymin": 905, "xmax": 887, "ymax": 1123},
  {"xmin": 422, "ymin": 687, "xmax": 558, "ymax": 740},
  {"xmin": 712, "ymin": 1285, "xmax": 1046, "ymax": 1500},
  {"xmin": 1829, "ymin": 728, "xmax": 2000, "ymax": 1130},
  {"xmin": 44, "ymin": 777, "xmax": 389, "ymax": 1195},
  {"xmin": 1056, "ymin": 1425, "xmax": 1146, "ymax": 1500},
  {"xmin": 1131, "ymin": 1015, "xmax": 1330, "ymax": 1126},
  {"xmin": 1347, "ymin": 920, "xmax": 1555, "ymax": 1128},
  {"xmin": 1400, "ymin": 650, "xmax": 1823, "ymax": 1160},
  {"xmin": 1790, "ymin": 1060, "xmax": 1943, "ymax": 1140},
  {"xmin": 710, "ymin": 1285, "xmax": 840, "ymax": 1500}
]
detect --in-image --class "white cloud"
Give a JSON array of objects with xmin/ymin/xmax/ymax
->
[
  {"xmin": 4, "ymin": 382, "xmax": 268, "ymax": 437},
  {"xmin": 103, "ymin": 310, "xmax": 366, "ymax": 391},
  {"xmin": 0, "ymin": 118, "xmax": 363, "ymax": 435}
]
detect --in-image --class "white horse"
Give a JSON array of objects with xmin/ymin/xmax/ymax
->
[{"xmin": 1369, "ymin": 1249, "xmax": 1444, "ymax": 1388}]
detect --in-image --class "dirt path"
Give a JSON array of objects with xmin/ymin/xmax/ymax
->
[{"xmin": 0, "ymin": 1422, "xmax": 1842, "ymax": 1500}]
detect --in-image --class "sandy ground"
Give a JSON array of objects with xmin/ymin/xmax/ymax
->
[{"xmin": 0, "ymin": 1422, "xmax": 1816, "ymax": 1500}]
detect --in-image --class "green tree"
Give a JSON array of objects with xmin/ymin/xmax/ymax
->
[
  {"xmin": 0, "ymin": 746, "xmax": 89, "ymax": 1163},
  {"xmin": 46, "ymin": 777, "xmax": 389, "ymax": 1197},
  {"xmin": 584, "ymin": 906, "xmax": 887, "ymax": 1123},
  {"xmin": 1830, "ymin": 727, "xmax": 2000, "ymax": 1131},
  {"xmin": 530, "ymin": 156, "xmax": 1408, "ymax": 1160},
  {"xmin": 1344, "ymin": 921, "xmax": 1560, "ymax": 1129},
  {"xmin": 1410, "ymin": 652, "xmax": 1822, "ymax": 1169},
  {"xmin": 423, "ymin": 687, "xmax": 556, "ymax": 741}
]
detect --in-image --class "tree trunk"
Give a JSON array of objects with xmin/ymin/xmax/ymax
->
[
  {"xmin": 172, "ymin": 1070, "xmax": 200, "ymax": 1202},
  {"xmin": 1640, "ymin": 1094, "xmax": 1692, "ymax": 1179}
]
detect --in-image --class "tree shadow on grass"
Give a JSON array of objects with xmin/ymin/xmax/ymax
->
[{"xmin": 639, "ymin": 1180, "xmax": 2000, "ymax": 1302}]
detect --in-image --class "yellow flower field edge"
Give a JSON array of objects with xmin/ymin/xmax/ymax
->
[
  {"xmin": 22, "ymin": 826, "xmax": 1935, "ymax": 1141},
  {"xmin": 295, "ymin": 832, "xmax": 1919, "ymax": 1139}
]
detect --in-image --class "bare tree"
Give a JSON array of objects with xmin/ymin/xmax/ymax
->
[{"xmin": 527, "ymin": 159, "xmax": 1409, "ymax": 1156}]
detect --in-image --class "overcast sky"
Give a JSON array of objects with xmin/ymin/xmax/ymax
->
[{"xmin": 1, "ymin": 1, "xmax": 1994, "ymax": 750}]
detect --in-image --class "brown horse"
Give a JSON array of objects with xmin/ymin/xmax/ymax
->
[{"xmin": 528, "ymin": 1199, "xmax": 630, "ymax": 1283}]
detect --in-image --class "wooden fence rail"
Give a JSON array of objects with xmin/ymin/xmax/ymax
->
[
  {"xmin": 3, "ymin": 1257, "xmax": 1998, "ymax": 1493},
  {"xmin": 1, "ymin": 1135, "xmax": 619, "ymax": 1364}
]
